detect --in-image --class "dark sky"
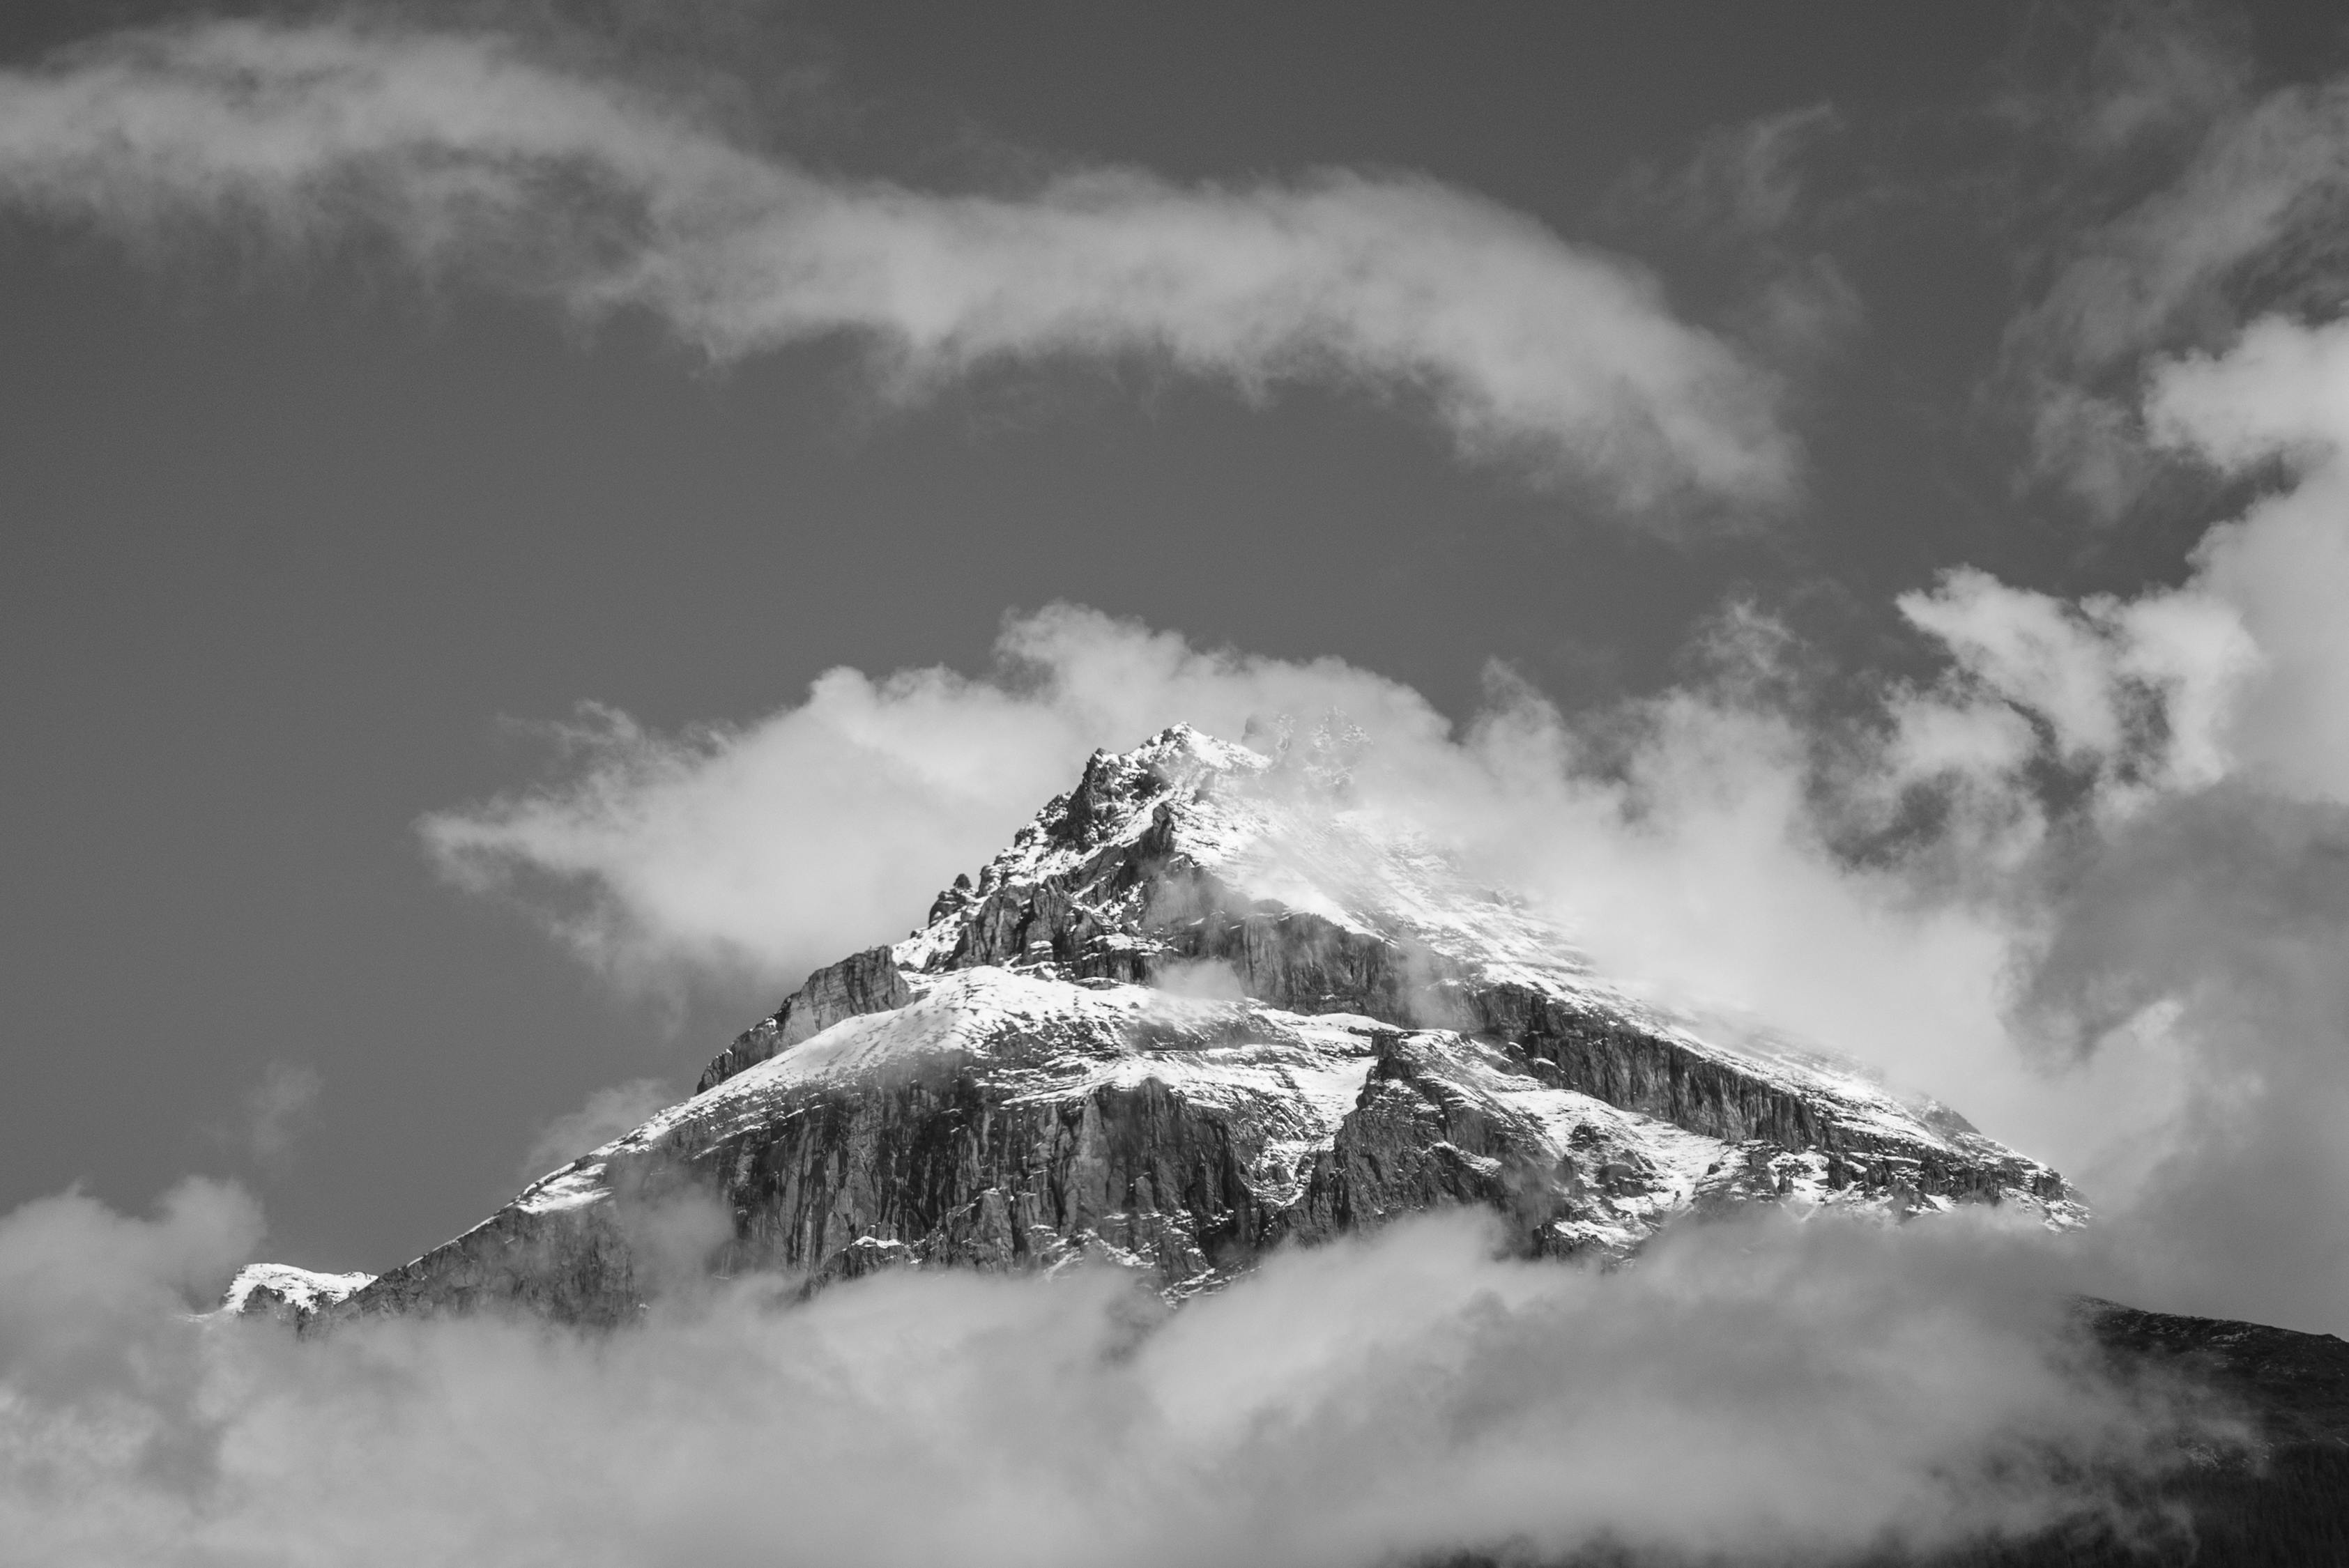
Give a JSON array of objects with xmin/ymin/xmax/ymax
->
[{"xmin": 3, "ymin": 1, "xmax": 2345, "ymax": 1275}]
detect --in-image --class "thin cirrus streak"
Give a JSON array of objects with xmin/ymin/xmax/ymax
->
[{"xmin": 0, "ymin": 18, "xmax": 1795, "ymax": 512}]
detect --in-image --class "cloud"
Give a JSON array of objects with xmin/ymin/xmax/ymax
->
[
  {"xmin": 2145, "ymin": 313, "xmax": 2349, "ymax": 802},
  {"xmin": 2016, "ymin": 787, "xmax": 2349, "ymax": 1336},
  {"xmin": 1994, "ymin": 8, "xmax": 2349, "ymax": 511},
  {"xmin": 1636, "ymin": 103, "xmax": 1845, "ymax": 238},
  {"xmin": 0, "ymin": 17, "xmax": 1792, "ymax": 512},
  {"xmin": 1145, "ymin": 958, "xmax": 1248, "ymax": 1004},
  {"xmin": 1977, "ymin": 311, "xmax": 2349, "ymax": 1334},
  {"xmin": 1948, "ymin": 42, "xmax": 2349, "ymax": 1330},
  {"xmin": 418, "ymin": 604, "xmax": 1457, "ymax": 990},
  {"xmin": 1894, "ymin": 565, "xmax": 2255, "ymax": 799},
  {"xmin": 0, "ymin": 1184, "xmax": 2226, "ymax": 1567},
  {"xmin": 1605, "ymin": 103, "xmax": 1862, "ymax": 372},
  {"xmin": 0, "ymin": 1179, "xmax": 259, "ymax": 1404},
  {"xmin": 519, "ymin": 1078, "xmax": 674, "ymax": 1183},
  {"xmin": 2025, "ymin": 81, "xmax": 2349, "ymax": 381},
  {"xmin": 239, "ymin": 1061, "xmax": 323, "ymax": 1167},
  {"xmin": 202, "ymin": 1062, "xmax": 325, "ymax": 1170},
  {"xmin": 2054, "ymin": 0, "xmax": 2253, "ymax": 159}
]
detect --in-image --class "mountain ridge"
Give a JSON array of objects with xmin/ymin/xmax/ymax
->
[{"xmin": 277, "ymin": 723, "xmax": 2079, "ymax": 1324}]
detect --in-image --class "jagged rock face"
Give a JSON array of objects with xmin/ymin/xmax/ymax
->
[
  {"xmin": 694, "ymin": 946, "xmax": 909, "ymax": 1095},
  {"xmin": 330, "ymin": 725, "xmax": 2081, "ymax": 1326}
]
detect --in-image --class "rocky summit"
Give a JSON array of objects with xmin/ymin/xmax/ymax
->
[{"xmin": 270, "ymin": 723, "xmax": 2081, "ymax": 1328}]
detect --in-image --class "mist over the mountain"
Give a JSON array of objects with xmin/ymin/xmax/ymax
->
[
  {"xmin": 422, "ymin": 505, "xmax": 2349, "ymax": 1339},
  {"xmin": 4, "ymin": 3, "xmax": 2349, "ymax": 1565}
]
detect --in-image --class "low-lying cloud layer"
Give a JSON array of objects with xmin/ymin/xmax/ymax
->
[
  {"xmin": 0, "ymin": 17, "xmax": 1791, "ymax": 512},
  {"xmin": 0, "ymin": 1185, "xmax": 2225, "ymax": 1568}
]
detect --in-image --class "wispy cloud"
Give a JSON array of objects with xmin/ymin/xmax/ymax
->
[
  {"xmin": 2021, "ymin": 84, "xmax": 2348, "ymax": 383},
  {"xmin": 519, "ymin": 1077, "xmax": 673, "ymax": 1184},
  {"xmin": 0, "ymin": 17, "xmax": 1793, "ymax": 512},
  {"xmin": 204, "ymin": 1061, "xmax": 325, "ymax": 1170},
  {"xmin": 1622, "ymin": 102, "xmax": 1846, "ymax": 239},
  {"xmin": 1605, "ymin": 102, "xmax": 1863, "ymax": 374},
  {"xmin": 241, "ymin": 1061, "xmax": 323, "ymax": 1167},
  {"xmin": 1991, "ymin": 8, "xmax": 2349, "ymax": 514}
]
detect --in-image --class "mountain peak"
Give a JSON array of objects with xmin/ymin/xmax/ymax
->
[
  {"xmin": 888, "ymin": 721, "xmax": 1586, "ymax": 1000},
  {"xmin": 307, "ymin": 726, "xmax": 2081, "ymax": 1325}
]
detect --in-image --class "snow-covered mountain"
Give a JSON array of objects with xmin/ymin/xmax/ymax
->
[{"xmin": 266, "ymin": 725, "xmax": 2081, "ymax": 1325}]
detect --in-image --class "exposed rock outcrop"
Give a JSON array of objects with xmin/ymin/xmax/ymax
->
[{"xmin": 695, "ymin": 946, "xmax": 910, "ymax": 1093}]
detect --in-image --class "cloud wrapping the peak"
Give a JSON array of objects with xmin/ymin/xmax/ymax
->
[
  {"xmin": 519, "ymin": 1078, "xmax": 674, "ymax": 1185},
  {"xmin": 0, "ymin": 17, "xmax": 1792, "ymax": 510},
  {"xmin": 415, "ymin": 600, "xmax": 2165, "ymax": 1316},
  {"xmin": 420, "ymin": 521, "xmax": 2349, "ymax": 1337},
  {"xmin": 418, "ymin": 604, "xmax": 1452, "ymax": 987}
]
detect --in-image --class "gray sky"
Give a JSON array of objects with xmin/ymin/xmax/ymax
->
[{"xmin": 4, "ymin": 0, "xmax": 2348, "ymax": 1330}]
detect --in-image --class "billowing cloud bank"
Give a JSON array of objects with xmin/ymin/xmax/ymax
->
[
  {"xmin": 0, "ymin": 18, "xmax": 1789, "ymax": 509},
  {"xmin": 0, "ymin": 1185, "xmax": 2221, "ymax": 1568}
]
